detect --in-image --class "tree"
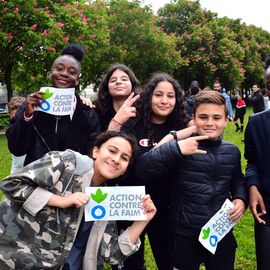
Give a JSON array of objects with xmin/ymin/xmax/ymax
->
[
  {"xmin": 158, "ymin": 0, "xmax": 270, "ymax": 92},
  {"xmin": 158, "ymin": 0, "xmax": 245, "ymax": 90},
  {"xmin": 0, "ymin": 0, "xmax": 109, "ymax": 100},
  {"xmin": 106, "ymin": 0, "xmax": 184, "ymax": 84}
]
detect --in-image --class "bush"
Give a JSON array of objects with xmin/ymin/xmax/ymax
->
[{"xmin": 0, "ymin": 114, "xmax": 9, "ymax": 130}]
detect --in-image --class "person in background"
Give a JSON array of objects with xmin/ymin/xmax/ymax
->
[
  {"xmin": 94, "ymin": 63, "xmax": 141, "ymax": 131},
  {"xmin": 213, "ymin": 81, "xmax": 234, "ymax": 121},
  {"xmin": 6, "ymin": 44, "xmax": 100, "ymax": 166},
  {"xmin": 261, "ymin": 88, "xmax": 269, "ymax": 110},
  {"xmin": 248, "ymin": 84, "xmax": 265, "ymax": 113},
  {"xmin": 0, "ymin": 131, "xmax": 157, "ymax": 270},
  {"xmin": 135, "ymin": 90, "xmax": 247, "ymax": 270},
  {"xmin": 185, "ymin": 80, "xmax": 201, "ymax": 117},
  {"xmin": 244, "ymin": 56, "xmax": 270, "ymax": 270},
  {"xmin": 7, "ymin": 96, "xmax": 26, "ymax": 173},
  {"xmin": 233, "ymin": 94, "xmax": 246, "ymax": 132}
]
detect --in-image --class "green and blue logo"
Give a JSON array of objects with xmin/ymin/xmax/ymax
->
[
  {"xmin": 90, "ymin": 188, "xmax": 108, "ymax": 219},
  {"xmin": 202, "ymin": 227, "xmax": 218, "ymax": 247},
  {"xmin": 40, "ymin": 88, "xmax": 53, "ymax": 111}
]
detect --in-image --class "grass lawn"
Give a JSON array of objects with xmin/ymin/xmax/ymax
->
[{"xmin": 0, "ymin": 107, "xmax": 256, "ymax": 269}]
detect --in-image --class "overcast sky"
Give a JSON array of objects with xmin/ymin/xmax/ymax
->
[{"xmin": 142, "ymin": 0, "xmax": 270, "ymax": 32}]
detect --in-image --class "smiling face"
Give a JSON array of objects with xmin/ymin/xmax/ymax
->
[
  {"xmin": 151, "ymin": 81, "xmax": 176, "ymax": 124},
  {"xmin": 108, "ymin": 69, "xmax": 132, "ymax": 98},
  {"xmin": 193, "ymin": 103, "xmax": 228, "ymax": 140},
  {"xmin": 92, "ymin": 137, "xmax": 132, "ymax": 184},
  {"xmin": 50, "ymin": 55, "xmax": 80, "ymax": 88}
]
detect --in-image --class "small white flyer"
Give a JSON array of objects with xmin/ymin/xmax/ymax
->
[
  {"xmin": 198, "ymin": 199, "xmax": 236, "ymax": 254},
  {"xmin": 34, "ymin": 87, "xmax": 75, "ymax": 116},
  {"xmin": 85, "ymin": 186, "xmax": 146, "ymax": 221}
]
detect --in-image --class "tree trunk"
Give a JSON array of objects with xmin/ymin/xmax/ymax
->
[{"xmin": 4, "ymin": 63, "xmax": 13, "ymax": 102}]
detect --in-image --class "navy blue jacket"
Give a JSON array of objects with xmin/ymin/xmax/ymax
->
[
  {"xmin": 135, "ymin": 138, "xmax": 247, "ymax": 238},
  {"xmin": 244, "ymin": 109, "xmax": 270, "ymax": 209}
]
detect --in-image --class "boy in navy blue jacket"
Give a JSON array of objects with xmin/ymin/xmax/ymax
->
[{"xmin": 134, "ymin": 91, "xmax": 247, "ymax": 270}]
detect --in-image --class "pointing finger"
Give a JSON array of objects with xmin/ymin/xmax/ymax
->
[
  {"xmin": 195, "ymin": 149, "xmax": 207, "ymax": 154},
  {"xmin": 192, "ymin": 135, "xmax": 209, "ymax": 141}
]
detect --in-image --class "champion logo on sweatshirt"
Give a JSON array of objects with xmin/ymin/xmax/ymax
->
[
  {"xmin": 139, "ymin": 139, "xmax": 150, "ymax": 147},
  {"xmin": 139, "ymin": 139, "xmax": 157, "ymax": 147}
]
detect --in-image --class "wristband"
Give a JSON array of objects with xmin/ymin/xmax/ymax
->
[
  {"xmin": 111, "ymin": 118, "xmax": 123, "ymax": 127},
  {"xmin": 170, "ymin": 130, "xmax": 177, "ymax": 140}
]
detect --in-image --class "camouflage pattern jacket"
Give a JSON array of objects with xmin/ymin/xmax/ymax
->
[{"xmin": 0, "ymin": 150, "xmax": 140, "ymax": 270}]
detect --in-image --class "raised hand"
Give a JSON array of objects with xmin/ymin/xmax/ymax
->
[
  {"xmin": 113, "ymin": 92, "xmax": 140, "ymax": 125},
  {"xmin": 178, "ymin": 135, "xmax": 209, "ymax": 155}
]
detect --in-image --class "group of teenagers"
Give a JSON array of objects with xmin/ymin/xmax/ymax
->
[{"xmin": 1, "ymin": 43, "xmax": 270, "ymax": 270}]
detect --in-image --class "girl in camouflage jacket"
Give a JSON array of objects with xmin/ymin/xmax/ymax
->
[{"xmin": 0, "ymin": 131, "xmax": 156, "ymax": 270}]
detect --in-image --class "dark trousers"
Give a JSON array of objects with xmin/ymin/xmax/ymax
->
[
  {"xmin": 255, "ymin": 219, "xmax": 270, "ymax": 270},
  {"xmin": 172, "ymin": 232, "xmax": 237, "ymax": 270},
  {"xmin": 147, "ymin": 210, "xmax": 171, "ymax": 270},
  {"xmin": 234, "ymin": 114, "xmax": 244, "ymax": 125}
]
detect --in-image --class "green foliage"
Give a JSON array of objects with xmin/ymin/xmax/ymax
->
[
  {"xmin": 158, "ymin": 0, "xmax": 270, "ymax": 90},
  {"xmin": 107, "ymin": 0, "xmax": 183, "ymax": 84},
  {"xmin": 0, "ymin": 114, "xmax": 9, "ymax": 130},
  {"xmin": 0, "ymin": 135, "xmax": 11, "ymax": 201},
  {"xmin": 0, "ymin": 0, "xmax": 111, "ymax": 98},
  {"xmin": 1, "ymin": 0, "xmax": 270, "ymax": 98}
]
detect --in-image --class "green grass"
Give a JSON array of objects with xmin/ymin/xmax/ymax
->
[
  {"xmin": 0, "ymin": 133, "xmax": 12, "ymax": 200},
  {"xmin": 0, "ymin": 134, "xmax": 11, "ymax": 179},
  {"xmin": 0, "ymin": 107, "xmax": 256, "ymax": 269}
]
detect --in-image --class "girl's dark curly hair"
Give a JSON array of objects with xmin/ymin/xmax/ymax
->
[
  {"xmin": 136, "ymin": 73, "xmax": 189, "ymax": 146},
  {"xmin": 94, "ymin": 63, "xmax": 141, "ymax": 120}
]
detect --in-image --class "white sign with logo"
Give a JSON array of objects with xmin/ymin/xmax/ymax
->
[
  {"xmin": 34, "ymin": 87, "xmax": 75, "ymax": 116},
  {"xmin": 84, "ymin": 186, "xmax": 146, "ymax": 221},
  {"xmin": 198, "ymin": 199, "xmax": 236, "ymax": 254}
]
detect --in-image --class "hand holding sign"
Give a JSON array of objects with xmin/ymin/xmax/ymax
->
[
  {"xmin": 26, "ymin": 91, "xmax": 45, "ymax": 117},
  {"xmin": 142, "ymin": 194, "xmax": 157, "ymax": 222},
  {"xmin": 33, "ymin": 87, "xmax": 75, "ymax": 116},
  {"xmin": 178, "ymin": 135, "xmax": 209, "ymax": 155},
  {"xmin": 199, "ymin": 199, "xmax": 236, "ymax": 254},
  {"xmin": 229, "ymin": 199, "xmax": 245, "ymax": 222},
  {"xmin": 85, "ymin": 186, "xmax": 146, "ymax": 221}
]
